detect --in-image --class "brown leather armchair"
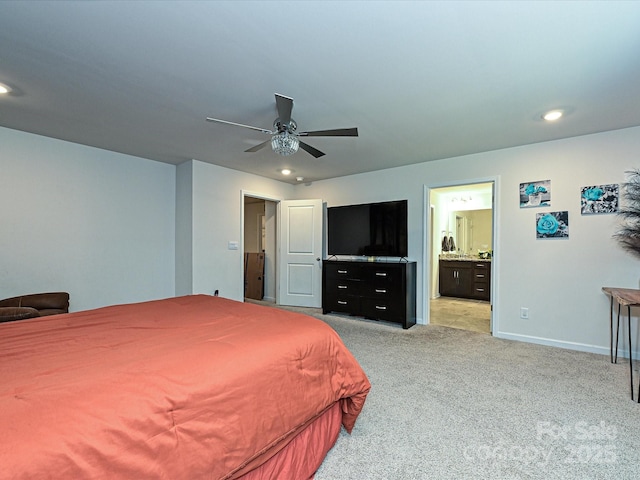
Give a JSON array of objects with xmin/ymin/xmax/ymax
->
[{"xmin": 0, "ymin": 292, "xmax": 70, "ymax": 323}]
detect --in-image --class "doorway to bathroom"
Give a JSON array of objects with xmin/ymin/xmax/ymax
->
[{"xmin": 427, "ymin": 181, "xmax": 495, "ymax": 334}]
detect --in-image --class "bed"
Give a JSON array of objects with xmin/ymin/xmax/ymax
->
[{"xmin": 0, "ymin": 295, "xmax": 370, "ymax": 479}]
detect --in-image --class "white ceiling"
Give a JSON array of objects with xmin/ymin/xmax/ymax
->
[{"xmin": 1, "ymin": 1, "xmax": 640, "ymax": 184}]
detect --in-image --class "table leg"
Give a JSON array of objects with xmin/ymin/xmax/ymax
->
[
  {"xmin": 609, "ymin": 296, "xmax": 614, "ymax": 363},
  {"xmin": 628, "ymin": 305, "xmax": 634, "ymax": 401},
  {"xmin": 615, "ymin": 302, "xmax": 621, "ymax": 363}
]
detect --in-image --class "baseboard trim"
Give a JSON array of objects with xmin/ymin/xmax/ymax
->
[{"xmin": 493, "ymin": 330, "xmax": 639, "ymax": 358}]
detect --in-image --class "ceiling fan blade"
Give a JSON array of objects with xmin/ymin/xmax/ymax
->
[
  {"xmin": 206, "ymin": 117, "xmax": 273, "ymax": 135},
  {"xmin": 244, "ymin": 139, "xmax": 272, "ymax": 153},
  {"xmin": 299, "ymin": 141, "xmax": 326, "ymax": 158},
  {"xmin": 275, "ymin": 93, "xmax": 294, "ymax": 126},
  {"xmin": 298, "ymin": 127, "xmax": 358, "ymax": 137}
]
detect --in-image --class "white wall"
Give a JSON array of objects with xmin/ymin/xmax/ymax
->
[
  {"xmin": 175, "ymin": 161, "xmax": 193, "ymax": 296},
  {"xmin": 0, "ymin": 127, "xmax": 176, "ymax": 311},
  {"xmin": 178, "ymin": 160, "xmax": 294, "ymax": 301},
  {"xmin": 2, "ymin": 129, "xmax": 294, "ymax": 309},
  {"xmin": 296, "ymin": 126, "xmax": 640, "ymax": 355},
  {"xmin": 5, "ymin": 123, "xmax": 640, "ymax": 356}
]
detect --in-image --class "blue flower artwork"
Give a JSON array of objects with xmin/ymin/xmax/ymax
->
[
  {"xmin": 581, "ymin": 184, "xmax": 619, "ymax": 214},
  {"xmin": 520, "ymin": 180, "xmax": 551, "ymax": 208},
  {"xmin": 536, "ymin": 211, "xmax": 569, "ymax": 239}
]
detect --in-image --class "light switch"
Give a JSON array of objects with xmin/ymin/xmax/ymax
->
[{"xmin": 228, "ymin": 241, "xmax": 239, "ymax": 250}]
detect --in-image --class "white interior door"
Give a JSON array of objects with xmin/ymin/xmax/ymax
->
[{"xmin": 278, "ymin": 199, "xmax": 323, "ymax": 307}]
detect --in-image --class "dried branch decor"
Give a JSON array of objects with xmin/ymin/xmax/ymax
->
[{"xmin": 615, "ymin": 170, "xmax": 640, "ymax": 258}]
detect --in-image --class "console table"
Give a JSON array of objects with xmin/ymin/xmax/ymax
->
[
  {"xmin": 323, "ymin": 260, "xmax": 416, "ymax": 329},
  {"xmin": 602, "ymin": 287, "xmax": 640, "ymax": 402}
]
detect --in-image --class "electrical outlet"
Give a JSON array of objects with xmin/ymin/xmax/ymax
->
[{"xmin": 520, "ymin": 307, "xmax": 529, "ymax": 319}]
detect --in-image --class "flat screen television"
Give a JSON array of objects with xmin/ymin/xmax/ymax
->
[{"xmin": 327, "ymin": 200, "xmax": 408, "ymax": 257}]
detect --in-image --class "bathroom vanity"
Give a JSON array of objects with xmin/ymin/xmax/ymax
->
[{"xmin": 439, "ymin": 258, "xmax": 491, "ymax": 301}]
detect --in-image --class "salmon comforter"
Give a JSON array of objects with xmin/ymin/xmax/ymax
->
[{"xmin": 0, "ymin": 295, "xmax": 370, "ymax": 479}]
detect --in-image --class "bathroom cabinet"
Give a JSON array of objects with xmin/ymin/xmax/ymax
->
[{"xmin": 439, "ymin": 259, "xmax": 490, "ymax": 301}]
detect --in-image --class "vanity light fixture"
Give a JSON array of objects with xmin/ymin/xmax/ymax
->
[{"xmin": 542, "ymin": 109, "xmax": 563, "ymax": 121}]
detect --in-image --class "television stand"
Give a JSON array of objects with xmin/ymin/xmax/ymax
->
[{"xmin": 322, "ymin": 259, "xmax": 416, "ymax": 329}]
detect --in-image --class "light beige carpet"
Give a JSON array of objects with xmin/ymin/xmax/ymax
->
[{"xmin": 250, "ymin": 301, "xmax": 640, "ymax": 480}]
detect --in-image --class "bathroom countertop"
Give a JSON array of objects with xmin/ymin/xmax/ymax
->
[{"xmin": 439, "ymin": 256, "xmax": 492, "ymax": 262}]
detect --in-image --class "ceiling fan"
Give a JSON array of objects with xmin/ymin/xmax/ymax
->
[{"xmin": 206, "ymin": 93, "xmax": 358, "ymax": 158}]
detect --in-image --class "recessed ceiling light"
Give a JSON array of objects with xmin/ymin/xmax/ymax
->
[
  {"xmin": 0, "ymin": 83, "xmax": 11, "ymax": 94},
  {"xmin": 542, "ymin": 110, "xmax": 563, "ymax": 121},
  {"xmin": 296, "ymin": 176, "xmax": 304, "ymax": 182},
  {"xmin": 281, "ymin": 169, "xmax": 292, "ymax": 175}
]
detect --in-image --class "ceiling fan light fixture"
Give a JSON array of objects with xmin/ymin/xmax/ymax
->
[{"xmin": 271, "ymin": 132, "xmax": 299, "ymax": 156}]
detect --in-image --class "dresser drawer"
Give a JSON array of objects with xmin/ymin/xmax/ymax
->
[
  {"xmin": 324, "ymin": 264, "xmax": 359, "ymax": 282},
  {"xmin": 362, "ymin": 300, "xmax": 402, "ymax": 322},
  {"xmin": 362, "ymin": 282, "xmax": 401, "ymax": 298},
  {"xmin": 330, "ymin": 279, "xmax": 360, "ymax": 295},
  {"xmin": 324, "ymin": 294, "xmax": 359, "ymax": 314},
  {"xmin": 365, "ymin": 266, "xmax": 403, "ymax": 285}
]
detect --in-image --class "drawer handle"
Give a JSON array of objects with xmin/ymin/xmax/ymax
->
[
  {"xmin": 476, "ymin": 274, "xmax": 485, "ymax": 278},
  {"xmin": 476, "ymin": 288, "xmax": 485, "ymax": 292},
  {"xmin": 375, "ymin": 272, "xmax": 387, "ymax": 277},
  {"xmin": 476, "ymin": 264, "xmax": 485, "ymax": 268},
  {"xmin": 338, "ymin": 300, "xmax": 348, "ymax": 305},
  {"xmin": 375, "ymin": 289, "xmax": 387, "ymax": 293},
  {"xmin": 375, "ymin": 305, "xmax": 387, "ymax": 310},
  {"xmin": 337, "ymin": 285, "xmax": 348, "ymax": 289},
  {"xmin": 337, "ymin": 270, "xmax": 348, "ymax": 274}
]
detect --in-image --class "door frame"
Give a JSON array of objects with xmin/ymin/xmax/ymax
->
[
  {"xmin": 241, "ymin": 190, "xmax": 282, "ymax": 303},
  {"xmin": 422, "ymin": 175, "xmax": 500, "ymax": 334}
]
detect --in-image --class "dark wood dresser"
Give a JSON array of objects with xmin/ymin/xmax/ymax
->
[{"xmin": 322, "ymin": 260, "xmax": 416, "ymax": 329}]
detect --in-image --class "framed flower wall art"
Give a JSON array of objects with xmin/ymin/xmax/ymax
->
[
  {"xmin": 520, "ymin": 180, "xmax": 551, "ymax": 208},
  {"xmin": 581, "ymin": 184, "xmax": 619, "ymax": 214},
  {"xmin": 536, "ymin": 211, "xmax": 569, "ymax": 239}
]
